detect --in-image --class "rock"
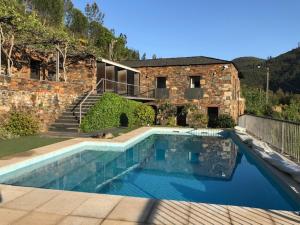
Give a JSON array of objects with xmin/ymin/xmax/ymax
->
[{"xmin": 104, "ymin": 132, "xmax": 114, "ymax": 139}]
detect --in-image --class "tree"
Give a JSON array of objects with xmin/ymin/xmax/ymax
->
[
  {"xmin": 85, "ymin": 2, "xmax": 104, "ymax": 24},
  {"xmin": 152, "ymin": 54, "xmax": 157, "ymax": 59},
  {"xmin": 68, "ymin": 8, "xmax": 88, "ymax": 37},
  {"xmin": 31, "ymin": 0, "xmax": 64, "ymax": 26},
  {"xmin": 141, "ymin": 53, "xmax": 146, "ymax": 60},
  {"xmin": 64, "ymin": 0, "xmax": 73, "ymax": 27},
  {"xmin": 0, "ymin": 17, "xmax": 15, "ymax": 76}
]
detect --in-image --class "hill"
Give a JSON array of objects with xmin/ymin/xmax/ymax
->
[
  {"xmin": 0, "ymin": 0, "xmax": 140, "ymax": 69},
  {"xmin": 233, "ymin": 48, "xmax": 300, "ymax": 93}
]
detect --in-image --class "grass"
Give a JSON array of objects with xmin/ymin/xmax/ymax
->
[
  {"xmin": 0, "ymin": 126, "xmax": 140, "ymax": 159},
  {"xmin": 0, "ymin": 136, "xmax": 69, "ymax": 158}
]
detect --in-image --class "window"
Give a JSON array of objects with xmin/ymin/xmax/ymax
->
[
  {"xmin": 30, "ymin": 60, "xmax": 41, "ymax": 80},
  {"xmin": 190, "ymin": 76, "xmax": 201, "ymax": 88},
  {"xmin": 156, "ymin": 77, "xmax": 166, "ymax": 88}
]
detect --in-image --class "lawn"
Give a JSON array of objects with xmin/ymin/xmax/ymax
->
[{"xmin": 0, "ymin": 136, "xmax": 69, "ymax": 158}]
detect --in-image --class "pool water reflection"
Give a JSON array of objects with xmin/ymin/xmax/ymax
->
[{"xmin": 1, "ymin": 134, "xmax": 299, "ymax": 211}]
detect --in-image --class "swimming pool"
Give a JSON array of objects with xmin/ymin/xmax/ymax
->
[{"xmin": 0, "ymin": 129, "xmax": 299, "ymax": 211}]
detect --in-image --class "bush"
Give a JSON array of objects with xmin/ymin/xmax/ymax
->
[
  {"xmin": 4, "ymin": 111, "xmax": 40, "ymax": 136},
  {"xmin": 134, "ymin": 104, "xmax": 155, "ymax": 126},
  {"xmin": 188, "ymin": 113, "xmax": 208, "ymax": 128},
  {"xmin": 165, "ymin": 116, "xmax": 177, "ymax": 126},
  {"xmin": 210, "ymin": 114, "xmax": 235, "ymax": 128},
  {"xmin": 81, "ymin": 93, "xmax": 155, "ymax": 132},
  {"xmin": 157, "ymin": 102, "xmax": 177, "ymax": 126},
  {"xmin": 0, "ymin": 126, "xmax": 19, "ymax": 140}
]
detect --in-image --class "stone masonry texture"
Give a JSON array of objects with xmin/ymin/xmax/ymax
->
[
  {"xmin": 0, "ymin": 60, "xmax": 96, "ymax": 131},
  {"xmin": 137, "ymin": 63, "xmax": 245, "ymax": 121}
]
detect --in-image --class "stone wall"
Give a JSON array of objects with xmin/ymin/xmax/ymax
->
[
  {"xmin": 0, "ymin": 76, "xmax": 92, "ymax": 131},
  {"xmin": 11, "ymin": 59, "xmax": 96, "ymax": 89},
  {"xmin": 137, "ymin": 63, "xmax": 244, "ymax": 121},
  {"xmin": 0, "ymin": 58, "xmax": 97, "ymax": 131}
]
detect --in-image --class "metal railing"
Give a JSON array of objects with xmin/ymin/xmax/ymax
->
[
  {"xmin": 238, "ymin": 114, "xmax": 300, "ymax": 162},
  {"xmin": 79, "ymin": 79, "xmax": 155, "ymax": 124},
  {"xmin": 79, "ymin": 79, "xmax": 104, "ymax": 124}
]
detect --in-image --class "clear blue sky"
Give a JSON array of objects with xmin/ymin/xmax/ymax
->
[{"xmin": 73, "ymin": 0, "xmax": 300, "ymax": 60}]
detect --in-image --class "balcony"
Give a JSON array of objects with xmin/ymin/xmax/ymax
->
[
  {"xmin": 184, "ymin": 88, "xmax": 204, "ymax": 100},
  {"xmin": 155, "ymin": 88, "xmax": 169, "ymax": 99}
]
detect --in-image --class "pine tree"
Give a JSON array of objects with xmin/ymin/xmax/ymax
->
[
  {"xmin": 31, "ymin": 0, "xmax": 64, "ymax": 26},
  {"xmin": 85, "ymin": 2, "xmax": 104, "ymax": 24}
]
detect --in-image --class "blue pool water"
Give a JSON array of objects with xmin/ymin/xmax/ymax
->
[{"xmin": 0, "ymin": 133, "xmax": 299, "ymax": 210}]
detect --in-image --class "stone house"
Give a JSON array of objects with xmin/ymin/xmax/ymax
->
[
  {"xmin": 0, "ymin": 52, "xmax": 244, "ymax": 131},
  {"xmin": 122, "ymin": 56, "xmax": 245, "ymax": 125}
]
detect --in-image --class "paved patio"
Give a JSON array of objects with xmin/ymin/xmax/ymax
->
[
  {"xmin": 1, "ymin": 184, "xmax": 300, "ymax": 225},
  {"xmin": 0, "ymin": 127, "xmax": 299, "ymax": 224}
]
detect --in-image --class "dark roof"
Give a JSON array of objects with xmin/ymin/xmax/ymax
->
[{"xmin": 121, "ymin": 56, "xmax": 232, "ymax": 68}]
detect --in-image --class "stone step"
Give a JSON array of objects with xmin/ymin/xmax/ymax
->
[
  {"xmin": 59, "ymin": 116, "xmax": 79, "ymax": 121},
  {"xmin": 55, "ymin": 118, "xmax": 79, "ymax": 124},
  {"xmin": 48, "ymin": 127, "xmax": 79, "ymax": 133},
  {"xmin": 67, "ymin": 105, "xmax": 94, "ymax": 111},
  {"xmin": 76, "ymin": 95, "xmax": 102, "ymax": 101},
  {"xmin": 74, "ymin": 97, "xmax": 100, "ymax": 102},
  {"xmin": 68, "ymin": 103, "xmax": 95, "ymax": 108},
  {"xmin": 50, "ymin": 123, "xmax": 79, "ymax": 128},
  {"xmin": 62, "ymin": 110, "xmax": 88, "ymax": 115}
]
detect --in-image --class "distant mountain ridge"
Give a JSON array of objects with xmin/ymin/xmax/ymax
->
[{"xmin": 233, "ymin": 47, "xmax": 300, "ymax": 93}]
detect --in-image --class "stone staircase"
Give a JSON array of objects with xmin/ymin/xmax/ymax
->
[{"xmin": 48, "ymin": 93, "xmax": 103, "ymax": 133}]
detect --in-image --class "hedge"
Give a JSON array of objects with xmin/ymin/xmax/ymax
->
[
  {"xmin": 0, "ymin": 111, "xmax": 40, "ymax": 140},
  {"xmin": 209, "ymin": 114, "xmax": 235, "ymax": 128},
  {"xmin": 80, "ymin": 93, "xmax": 155, "ymax": 132}
]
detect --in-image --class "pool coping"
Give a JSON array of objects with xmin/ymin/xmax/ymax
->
[{"xmin": 0, "ymin": 127, "xmax": 300, "ymax": 225}]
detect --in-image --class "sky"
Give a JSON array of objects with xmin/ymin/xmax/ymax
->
[{"xmin": 73, "ymin": 0, "xmax": 300, "ymax": 60}]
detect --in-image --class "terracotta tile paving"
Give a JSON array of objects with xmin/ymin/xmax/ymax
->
[
  {"xmin": 4, "ymin": 189, "xmax": 58, "ymax": 211},
  {"xmin": 147, "ymin": 200, "xmax": 190, "ymax": 225},
  {"xmin": 71, "ymin": 195, "xmax": 123, "ymax": 219},
  {"xmin": 0, "ymin": 127, "xmax": 299, "ymax": 224},
  {"xmin": 0, "ymin": 208, "xmax": 28, "ymax": 225},
  {"xmin": 107, "ymin": 196, "xmax": 155, "ymax": 223},
  {"xmin": 36, "ymin": 191, "xmax": 90, "ymax": 216},
  {"xmin": 57, "ymin": 216, "xmax": 102, "ymax": 225},
  {"xmin": 12, "ymin": 212, "xmax": 64, "ymax": 225}
]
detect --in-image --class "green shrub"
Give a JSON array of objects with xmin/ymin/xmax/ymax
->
[
  {"xmin": 81, "ymin": 93, "xmax": 155, "ymax": 132},
  {"xmin": 188, "ymin": 113, "xmax": 208, "ymax": 128},
  {"xmin": 157, "ymin": 102, "xmax": 177, "ymax": 126},
  {"xmin": 0, "ymin": 126, "xmax": 19, "ymax": 140},
  {"xmin": 210, "ymin": 114, "xmax": 235, "ymax": 128},
  {"xmin": 4, "ymin": 111, "xmax": 40, "ymax": 136},
  {"xmin": 165, "ymin": 116, "xmax": 177, "ymax": 126},
  {"xmin": 134, "ymin": 104, "xmax": 155, "ymax": 126}
]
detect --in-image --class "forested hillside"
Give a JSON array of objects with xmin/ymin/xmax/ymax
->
[
  {"xmin": 233, "ymin": 48, "xmax": 300, "ymax": 122},
  {"xmin": 233, "ymin": 47, "xmax": 300, "ymax": 93},
  {"xmin": 0, "ymin": 0, "xmax": 140, "ymax": 66}
]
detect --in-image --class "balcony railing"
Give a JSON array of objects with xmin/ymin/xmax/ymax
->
[
  {"xmin": 79, "ymin": 79, "xmax": 155, "ymax": 123},
  {"xmin": 184, "ymin": 88, "xmax": 204, "ymax": 99},
  {"xmin": 155, "ymin": 88, "xmax": 169, "ymax": 99}
]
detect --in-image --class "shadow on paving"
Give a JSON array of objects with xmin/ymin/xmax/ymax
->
[{"xmin": 138, "ymin": 199, "xmax": 300, "ymax": 225}]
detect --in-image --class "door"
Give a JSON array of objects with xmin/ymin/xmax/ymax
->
[
  {"xmin": 177, "ymin": 106, "xmax": 187, "ymax": 126},
  {"xmin": 208, "ymin": 107, "xmax": 219, "ymax": 127}
]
